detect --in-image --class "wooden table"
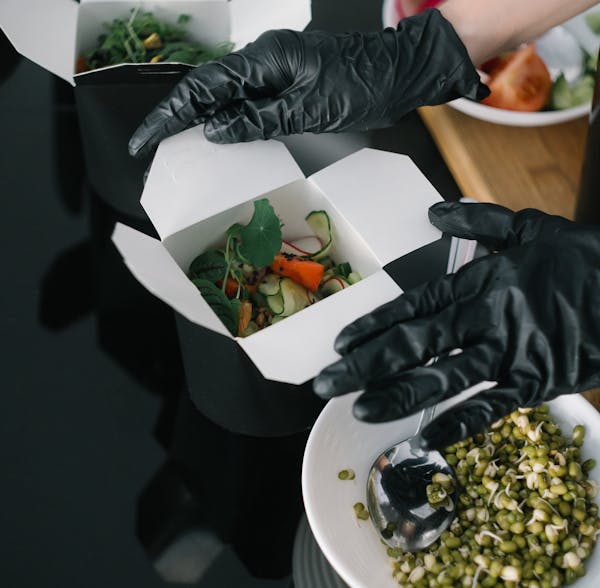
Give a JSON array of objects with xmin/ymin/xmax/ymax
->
[
  {"xmin": 419, "ymin": 104, "xmax": 588, "ymax": 219},
  {"xmin": 418, "ymin": 104, "xmax": 600, "ymax": 411}
]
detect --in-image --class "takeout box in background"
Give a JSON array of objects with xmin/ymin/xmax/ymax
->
[
  {"xmin": 0, "ymin": 0, "xmax": 311, "ymax": 219},
  {"xmin": 111, "ymin": 127, "xmax": 443, "ymax": 436}
]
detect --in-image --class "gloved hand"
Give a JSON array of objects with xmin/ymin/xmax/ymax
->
[
  {"xmin": 129, "ymin": 9, "xmax": 487, "ymax": 158},
  {"xmin": 313, "ymin": 201, "xmax": 600, "ymax": 450}
]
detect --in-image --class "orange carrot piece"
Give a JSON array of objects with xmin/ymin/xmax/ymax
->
[
  {"xmin": 218, "ymin": 277, "xmax": 258, "ymax": 298},
  {"xmin": 270, "ymin": 254, "xmax": 325, "ymax": 292}
]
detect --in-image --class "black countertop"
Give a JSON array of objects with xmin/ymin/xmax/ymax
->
[{"xmin": 0, "ymin": 2, "xmax": 463, "ymax": 587}]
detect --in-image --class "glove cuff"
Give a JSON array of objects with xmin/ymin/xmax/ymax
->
[{"xmin": 394, "ymin": 9, "xmax": 490, "ymax": 108}]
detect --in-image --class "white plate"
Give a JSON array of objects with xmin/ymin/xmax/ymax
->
[
  {"xmin": 302, "ymin": 390, "xmax": 600, "ymax": 588},
  {"xmin": 382, "ymin": 0, "xmax": 600, "ymax": 126}
]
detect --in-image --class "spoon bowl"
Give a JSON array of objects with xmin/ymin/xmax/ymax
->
[
  {"xmin": 366, "ymin": 406, "xmax": 457, "ymax": 551},
  {"xmin": 365, "ymin": 234, "xmax": 476, "ymax": 552}
]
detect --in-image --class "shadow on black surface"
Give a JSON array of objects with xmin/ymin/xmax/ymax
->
[
  {"xmin": 0, "ymin": 28, "xmax": 21, "ymax": 84},
  {"xmin": 138, "ymin": 391, "xmax": 307, "ymax": 582}
]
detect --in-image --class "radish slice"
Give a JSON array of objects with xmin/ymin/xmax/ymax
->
[{"xmin": 280, "ymin": 236, "xmax": 323, "ymax": 257}]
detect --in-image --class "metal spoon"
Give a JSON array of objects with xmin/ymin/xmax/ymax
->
[
  {"xmin": 366, "ymin": 403, "xmax": 457, "ymax": 552},
  {"xmin": 365, "ymin": 234, "xmax": 477, "ymax": 552}
]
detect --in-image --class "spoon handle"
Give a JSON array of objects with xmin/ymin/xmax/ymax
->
[{"xmin": 410, "ymin": 232, "xmax": 478, "ymax": 452}]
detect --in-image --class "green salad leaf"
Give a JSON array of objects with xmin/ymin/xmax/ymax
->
[
  {"xmin": 192, "ymin": 279, "xmax": 240, "ymax": 336},
  {"xmin": 188, "ymin": 250, "xmax": 227, "ymax": 282},
  {"xmin": 235, "ymin": 199, "xmax": 282, "ymax": 267},
  {"xmin": 83, "ymin": 8, "xmax": 233, "ymax": 71}
]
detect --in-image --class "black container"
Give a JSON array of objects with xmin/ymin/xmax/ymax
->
[
  {"xmin": 175, "ymin": 237, "xmax": 452, "ymax": 438},
  {"xmin": 175, "ymin": 313, "xmax": 327, "ymax": 437},
  {"xmin": 74, "ymin": 64, "xmax": 192, "ymax": 220},
  {"xmin": 575, "ymin": 52, "xmax": 600, "ymax": 225}
]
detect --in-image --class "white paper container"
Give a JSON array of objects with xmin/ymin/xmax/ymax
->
[
  {"xmin": 112, "ymin": 127, "xmax": 443, "ymax": 385},
  {"xmin": 0, "ymin": 0, "xmax": 311, "ymax": 85},
  {"xmin": 1, "ymin": 0, "xmax": 311, "ymax": 218}
]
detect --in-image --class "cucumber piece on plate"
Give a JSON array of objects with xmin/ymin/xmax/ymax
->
[
  {"xmin": 347, "ymin": 272, "xmax": 362, "ymax": 284},
  {"xmin": 551, "ymin": 73, "xmax": 572, "ymax": 110},
  {"xmin": 551, "ymin": 73, "xmax": 595, "ymax": 110},
  {"xmin": 305, "ymin": 210, "xmax": 333, "ymax": 260},
  {"xmin": 585, "ymin": 11, "xmax": 600, "ymax": 35},
  {"xmin": 571, "ymin": 75, "xmax": 595, "ymax": 106}
]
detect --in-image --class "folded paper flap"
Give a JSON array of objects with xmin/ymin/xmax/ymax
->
[
  {"xmin": 309, "ymin": 149, "xmax": 443, "ymax": 267},
  {"xmin": 237, "ymin": 271, "xmax": 402, "ymax": 385},
  {"xmin": 142, "ymin": 127, "xmax": 305, "ymax": 239},
  {"xmin": 111, "ymin": 222, "xmax": 230, "ymax": 336},
  {"xmin": 229, "ymin": 0, "xmax": 312, "ymax": 48},
  {"xmin": 0, "ymin": 0, "xmax": 78, "ymax": 85}
]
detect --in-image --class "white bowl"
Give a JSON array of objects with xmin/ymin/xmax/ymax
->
[
  {"xmin": 381, "ymin": 0, "xmax": 600, "ymax": 126},
  {"xmin": 302, "ymin": 389, "xmax": 600, "ymax": 588}
]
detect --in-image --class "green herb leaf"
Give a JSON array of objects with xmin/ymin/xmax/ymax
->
[
  {"xmin": 237, "ymin": 199, "xmax": 282, "ymax": 267},
  {"xmin": 192, "ymin": 279, "xmax": 239, "ymax": 336},
  {"xmin": 188, "ymin": 250, "xmax": 227, "ymax": 282},
  {"xmin": 333, "ymin": 262, "xmax": 352, "ymax": 279},
  {"xmin": 83, "ymin": 10, "xmax": 231, "ymax": 70}
]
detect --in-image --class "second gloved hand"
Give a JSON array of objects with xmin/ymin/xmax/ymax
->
[
  {"xmin": 129, "ymin": 9, "xmax": 487, "ymax": 157},
  {"xmin": 313, "ymin": 202, "xmax": 600, "ymax": 450}
]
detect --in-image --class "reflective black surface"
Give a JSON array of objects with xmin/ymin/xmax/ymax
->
[{"xmin": 0, "ymin": 2, "xmax": 463, "ymax": 587}]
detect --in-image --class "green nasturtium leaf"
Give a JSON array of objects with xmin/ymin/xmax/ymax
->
[
  {"xmin": 237, "ymin": 199, "xmax": 282, "ymax": 267},
  {"xmin": 191, "ymin": 278, "xmax": 239, "ymax": 336},
  {"xmin": 188, "ymin": 250, "xmax": 227, "ymax": 282}
]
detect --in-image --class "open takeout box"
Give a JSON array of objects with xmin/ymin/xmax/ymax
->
[
  {"xmin": 0, "ymin": 0, "xmax": 311, "ymax": 218},
  {"xmin": 111, "ymin": 127, "xmax": 443, "ymax": 392}
]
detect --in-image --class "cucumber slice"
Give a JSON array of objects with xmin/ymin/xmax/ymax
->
[
  {"xmin": 585, "ymin": 12, "xmax": 600, "ymax": 35},
  {"xmin": 281, "ymin": 237, "xmax": 322, "ymax": 257},
  {"xmin": 571, "ymin": 75, "xmax": 595, "ymax": 106},
  {"xmin": 347, "ymin": 272, "xmax": 362, "ymax": 284},
  {"xmin": 305, "ymin": 210, "xmax": 333, "ymax": 260},
  {"xmin": 279, "ymin": 277, "xmax": 313, "ymax": 317},
  {"xmin": 551, "ymin": 73, "xmax": 595, "ymax": 110},
  {"xmin": 267, "ymin": 292, "xmax": 284, "ymax": 315},
  {"xmin": 258, "ymin": 273, "xmax": 282, "ymax": 296},
  {"xmin": 320, "ymin": 276, "xmax": 350, "ymax": 297},
  {"xmin": 551, "ymin": 73, "xmax": 572, "ymax": 110}
]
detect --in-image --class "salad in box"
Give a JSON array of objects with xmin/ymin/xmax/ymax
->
[
  {"xmin": 112, "ymin": 126, "xmax": 444, "ymax": 384},
  {"xmin": 187, "ymin": 197, "xmax": 363, "ymax": 338},
  {"xmin": 0, "ymin": 0, "xmax": 311, "ymax": 85}
]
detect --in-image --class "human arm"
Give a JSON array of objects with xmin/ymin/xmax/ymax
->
[{"xmin": 439, "ymin": 0, "xmax": 600, "ymax": 65}]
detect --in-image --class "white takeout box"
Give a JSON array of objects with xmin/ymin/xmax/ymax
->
[
  {"xmin": 0, "ymin": 0, "xmax": 311, "ymax": 85},
  {"xmin": 111, "ymin": 127, "xmax": 443, "ymax": 385}
]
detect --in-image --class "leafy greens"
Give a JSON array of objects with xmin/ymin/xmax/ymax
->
[{"xmin": 81, "ymin": 9, "xmax": 233, "ymax": 71}]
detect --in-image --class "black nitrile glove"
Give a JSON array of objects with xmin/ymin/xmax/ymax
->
[
  {"xmin": 129, "ymin": 9, "xmax": 487, "ymax": 158},
  {"xmin": 313, "ymin": 202, "xmax": 600, "ymax": 451}
]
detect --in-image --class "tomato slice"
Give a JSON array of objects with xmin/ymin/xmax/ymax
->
[{"xmin": 481, "ymin": 44, "xmax": 552, "ymax": 112}]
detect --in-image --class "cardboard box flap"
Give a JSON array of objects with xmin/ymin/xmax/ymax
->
[
  {"xmin": 237, "ymin": 270, "xmax": 403, "ymax": 385},
  {"xmin": 229, "ymin": 0, "xmax": 311, "ymax": 48},
  {"xmin": 111, "ymin": 222, "xmax": 231, "ymax": 337},
  {"xmin": 142, "ymin": 126, "xmax": 305, "ymax": 239},
  {"xmin": 309, "ymin": 149, "xmax": 443, "ymax": 267},
  {"xmin": 0, "ymin": 0, "xmax": 78, "ymax": 85}
]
